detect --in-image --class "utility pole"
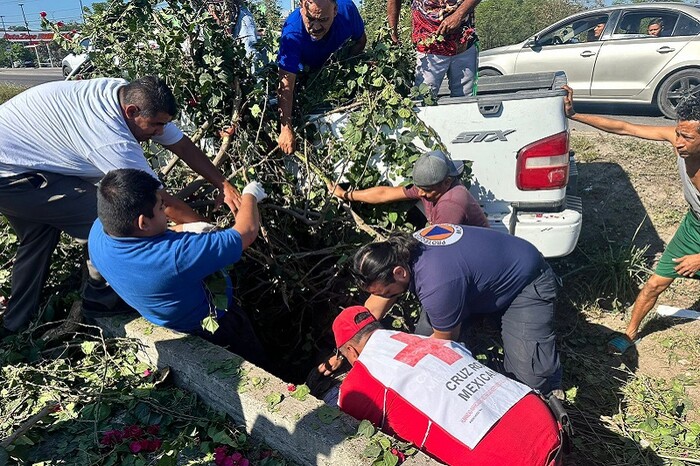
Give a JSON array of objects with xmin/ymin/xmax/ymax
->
[
  {"xmin": 0, "ymin": 16, "xmax": 6, "ymax": 35},
  {"xmin": 78, "ymin": 0, "xmax": 85, "ymax": 23},
  {"xmin": 18, "ymin": 3, "xmax": 41, "ymax": 67}
]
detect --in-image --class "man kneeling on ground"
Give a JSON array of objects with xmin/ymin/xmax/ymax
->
[
  {"xmin": 333, "ymin": 306, "xmax": 564, "ymax": 466},
  {"xmin": 88, "ymin": 168, "xmax": 267, "ymax": 367}
]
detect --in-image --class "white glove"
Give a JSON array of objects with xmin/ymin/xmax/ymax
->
[
  {"xmin": 242, "ymin": 181, "xmax": 267, "ymax": 202},
  {"xmin": 181, "ymin": 221, "xmax": 216, "ymax": 233}
]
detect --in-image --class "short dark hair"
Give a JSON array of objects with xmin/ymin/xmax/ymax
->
[
  {"xmin": 676, "ymin": 93, "xmax": 700, "ymax": 124},
  {"xmin": 352, "ymin": 233, "xmax": 422, "ymax": 289},
  {"xmin": 97, "ymin": 169, "xmax": 161, "ymax": 237},
  {"xmin": 348, "ymin": 312, "xmax": 382, "ymax": 346},
  {"xmin": 649, "ymin": 18, "xmax": 663, "ymax": 28},
  {"xmin": 120, "ymin": 76, "xmax": 178, "ymax": 118}
]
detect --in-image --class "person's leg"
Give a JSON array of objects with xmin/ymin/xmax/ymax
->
[
  {"xmin": 0, "ymin": 171, "xmax": 125, "ymax": 330},
  {"xmin": 447, "ymin": 44, "xmax": 478, "ymax": 97},
  {"xmin": 501, "ymin": 265, "xmax": 561, "ymax": 394},
  {"xmin": 625, "ymin": 274, "xmax": 673, "ymax": 341},
  {"xmin": 2, "ymin": 215, "xmax": 61, "ymax": 331},
  {"xmin": 415, "ymin": 52, "xmax": 450, "ymax": 98}
]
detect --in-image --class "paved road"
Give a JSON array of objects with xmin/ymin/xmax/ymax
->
[
  {"xmin": 0, "ymin": 68, "xmax": 673, "ymax": 129},
  {"xmin": 0, "ymin": 68, "xmax": 63, "ymax": 87},
  {"xmin": 569, "ymin": 101, "xmax": 671, "ymax": 133}
]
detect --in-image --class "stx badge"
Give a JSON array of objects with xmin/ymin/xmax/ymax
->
[{"xmin": 452, "ymin": 129, "xmax": 515, "ymax": 143}]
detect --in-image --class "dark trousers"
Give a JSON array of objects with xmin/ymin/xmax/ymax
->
[
  {"xmin": 0, "ymin": 172, "xmax": 123, "ymax": 331},
  {"xmin": 192, "ymin": 304, "xmax": 270, "ymax": 369},
  {"xmin": 415, "ymin": 265, "xmax": 562, "ymax": 394}
]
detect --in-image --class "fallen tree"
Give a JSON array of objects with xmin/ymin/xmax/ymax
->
[{"xmin": 40, "ymin": 0, "xmax": 460, "ymax": 381}]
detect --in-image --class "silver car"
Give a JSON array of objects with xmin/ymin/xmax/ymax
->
[{"xmin": 478, "ymin": 3, "xmax": 700, "ymax": 118}]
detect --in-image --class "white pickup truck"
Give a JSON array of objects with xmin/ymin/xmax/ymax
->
[{"xmin": 321, "ymin": 71, "xmax": 581, "ymax": 258}]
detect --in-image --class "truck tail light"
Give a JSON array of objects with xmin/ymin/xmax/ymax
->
[{"xmin": 516, "ymin": 131, "xmax": 569, "ymax": 190}]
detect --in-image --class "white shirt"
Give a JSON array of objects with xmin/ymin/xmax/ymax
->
[{"xmin": 0, "ymin": 78, "xmax": 183, "ymax": 182}]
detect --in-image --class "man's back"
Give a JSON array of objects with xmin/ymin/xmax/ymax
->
[
  {"xmin": 88, "ymin": 219, "xmax": 243, "ymax": 332},
  {"xmin": 0, "ymin": 78, "xmax": 178, "ymax": 181},
  {"xmin": 339, "ymin": 330, "xmax": 561, "ymax": 465}
]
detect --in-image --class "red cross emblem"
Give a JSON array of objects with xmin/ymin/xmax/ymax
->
[{"xmin": 390, "ymin": 333, "xmax": 462, "ymax": 367}]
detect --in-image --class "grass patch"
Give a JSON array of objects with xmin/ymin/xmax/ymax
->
[{"xmin": 0, "ymin": 83, "xmax": 25, "ymax": 104}]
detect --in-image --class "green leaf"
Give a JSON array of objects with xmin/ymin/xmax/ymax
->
[
  {"xmin": 363, "ymin": 442, "xmax": 382, "ymax": 458},
  {"xmin": 201, "ymin": 316, "xmax": 219, "ymax": 334},
  {"xmin": 387, "ymin": 212, "xmax": 398, "ymax": 224},
  {"xmin": 317, "ymin": 405, "xmax": 340, "ymax": 424},
  {"xmin": 357, "ymin": 419, "xmax": 375, "ymax": 438},
  {"xmin": 383, "ymin": 450, "xmax": 399, "ymax": 466},
  {"xmin": 291, "ymin": 384, "xmax": 311, "ymax": 401},
  {"xmin": 209, "ymin": 428, "xmax": 236, "ymax": 446},
  {"xmin": 266, "ymin": 393, "xmax": 283, "ymax": 411},
  {"xmin": 80, "ymin": 341, "xmax": 97, "ymax": 355}
]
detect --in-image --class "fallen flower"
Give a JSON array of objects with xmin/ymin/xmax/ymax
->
[
  {"xmin": 143, "ymin": 369, "xmax": 153, "ymax": 377},
  {"xmin": 287, "ymin": 384, "xmax": 296, "ymax": 392}
]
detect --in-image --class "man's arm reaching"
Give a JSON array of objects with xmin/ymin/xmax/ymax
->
[
  {"xmin": 331, "ymin": 184, "xmax": 409, "ymax": 204},
  {"xmin": 564, "ymin": 85, "xmax": 675, "ymax": 143}
]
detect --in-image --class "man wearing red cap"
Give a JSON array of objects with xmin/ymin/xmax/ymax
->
[{"xmin": 332, "ymin": 306, "xmax": 564, "ymax": 466}]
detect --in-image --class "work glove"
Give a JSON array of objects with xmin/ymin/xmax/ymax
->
[
  {"xmin": 241, "ymin": 181, "xmax": 267, "ymax": 203},
  {"xmin": 181, "ymin": 222, "xmax": 216, "ymax": 233}
]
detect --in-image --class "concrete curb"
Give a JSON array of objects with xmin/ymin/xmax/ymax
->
[{"xmin": 96, "ymin": 315, "xmax": 440, "ymax": 466}]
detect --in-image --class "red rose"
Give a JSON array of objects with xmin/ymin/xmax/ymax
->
[
  {"xmin": 56, "ymin": 21, "xmax": 64, "ymax": 27},
  {"xmin": 146, "ymin": 425, "xmax": 160, "ymax": 435},
  {"xmin": 149, "ymin": 438, "xmax": 162, "ymax": 451},
  {"xmin": 40, "ymin": 11, "xmax": 47, "ymax": 18},
  {"xmin": 124, "ymin": 425, "xmax": 143, "ymax": 439},
  {"xmin": 129, "ymin": 441, "xmax": 142, "ymax": 453},
  {"xmin": 187, "ymin": 98, "xmax": 198, "ymax": 107},
  {"xmin": 391, "ymin": 448, "xmax": 406, "ymax": 463},
  {"xmin": 287, "ymin": 384, "xmax": 296, "ymax": 392}
]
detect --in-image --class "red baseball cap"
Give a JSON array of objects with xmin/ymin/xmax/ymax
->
[{"xmin": 332, "ymin": 306, "xmax": 378, "ymax": 348}]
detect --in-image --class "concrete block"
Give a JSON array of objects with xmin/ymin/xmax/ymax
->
[{"xmin": 96, "ymin": 315, "xmax": 441, "ymax": 466}]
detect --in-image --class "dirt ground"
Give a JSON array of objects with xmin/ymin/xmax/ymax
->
[{"xmin": 557, "ymin": 130, "xmax": 700, "ymax": 465}]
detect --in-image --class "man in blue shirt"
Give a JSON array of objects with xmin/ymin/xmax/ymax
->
[
  {"xmin": 88, "ymin": 168, "xmax": 268, "ymax": 366},
  {"xmin": 277, "ymin": 0, "xmax": 367, "ymax": 155},
  {"xmin": 351, "ymin": 224, "xmax": 563, "ymax": 397}
]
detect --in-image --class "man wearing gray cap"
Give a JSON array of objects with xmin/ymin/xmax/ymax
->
[{"xmin": 331, "ymin": 150, "xmax": 488, "ymax": 227}]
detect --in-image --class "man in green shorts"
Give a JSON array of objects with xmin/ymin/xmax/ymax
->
[{"xmin": 564, "ymin": 85, "xmax": 700, "ymax": 353}]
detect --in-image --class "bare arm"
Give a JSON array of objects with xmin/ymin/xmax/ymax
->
[
  {"xmin": 563, "ymin": 85, "xmax": 675, "ymax": 143},
  {"xmin": 160, "ymin": 190, "xmax": 205, "ymax": 224},
  {"xmin": 387, "ymin": 0, "xmax": 401, "ymax": 43},
  {"xmin": 364, "ymin": 294, "xmax": 399, "ymax": 320},
  {"xmin": 331, "ymin": 184, "xmax": 409, "ymax": 204},
  {"xmin": 278, "ymin": 68, "xmax": 297, "ymax": 155},
  {"xmin": 432, "ymin": 323, "xmax": 461, "ymax": 341},
  {"xmin": 232, "ymin": 193, "xmax": 260, "ymax": 250},
  {"xmin": 164, "ymin": 136, "xmax": 242, "ymax": 213},
  {"xmin": 436, "ymin": 0, "xmax": 480, "ymax": 36}
]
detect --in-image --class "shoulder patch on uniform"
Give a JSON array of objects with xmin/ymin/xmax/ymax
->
[{"xmin": 413, "ymin": 224, "xmax": 463, "ymax": 246}]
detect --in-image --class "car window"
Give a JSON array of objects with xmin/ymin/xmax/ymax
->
[
  {"xmin": 612, "ymin": 10, "xmax": 678, "ymax": 38},
  {"xmin": 538, "ymin": 14, "xmax": 610, "ymax": 46},
  {"xmin": 79, "ymin": 38, "xmax": 91, "ymax": 49},
  {"xmin": 673, "ymin": 14, "xmax": 700, "ymax": 37}
]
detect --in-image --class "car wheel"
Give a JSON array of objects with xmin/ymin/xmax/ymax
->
[
  {"xmin": 62, "ymin": 65, "xmax": 71, "ymax": 77},
  {"xmin": 657, "ymin": 69, "xmax": 700, "ymax": 119},
  {"xmin": 479, "ymin": 68, "xmax": 502, "ymax": 78}
]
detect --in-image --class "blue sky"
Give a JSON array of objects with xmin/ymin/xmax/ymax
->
[{"xmin": 0, "ymin": 0, "xmax": 90, "ymax": 30}]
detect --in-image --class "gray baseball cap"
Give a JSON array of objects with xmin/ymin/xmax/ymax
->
[{"xmin": 412, "ymin": 150, "xmax": 464, "ymax": 187}]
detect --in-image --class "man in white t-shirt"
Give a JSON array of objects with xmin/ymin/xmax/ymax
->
[{"xmin": 0, "ymin": 76, "xmax": 240, "ymax": 333}]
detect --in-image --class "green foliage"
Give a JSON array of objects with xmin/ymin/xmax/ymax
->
[
  {"xmin": 615, "ymin": 376, "xmax": 700, "ymax": 458},
  {"xmin": 0, "ymin": 329, "xmax": 292, "ymax": 465},
  {"xmin": 44, "ymin": 0, "xmax": 454, "ymax": 380}
]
